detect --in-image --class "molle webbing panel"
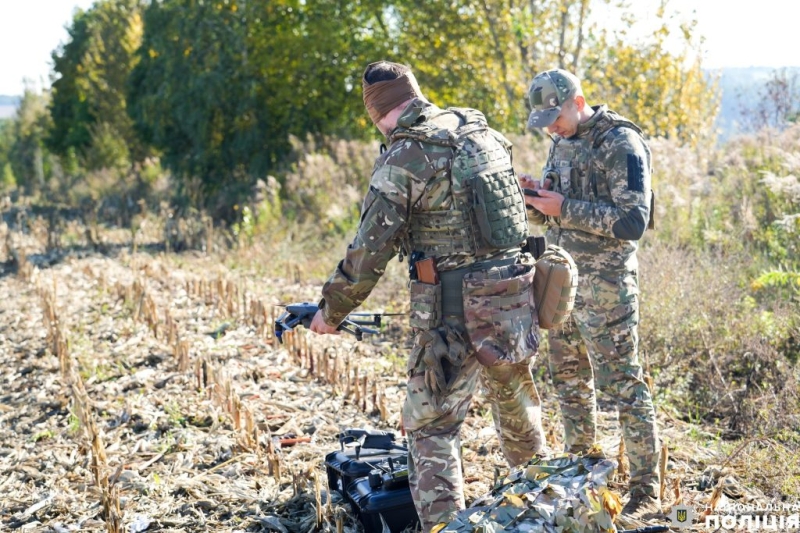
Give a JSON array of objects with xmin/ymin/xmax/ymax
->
[
  {"xmin": 397, "ymin": 107, "xmax": 527, "ymax": 257},
  {"xmin": 473, "ymin": 169, "xmax": 529, "ymax": 249},
  {"xmin": 408, "ymin": 209, "xmax": 475, "ymax": 256},
  {"xmin": 453, "ymin": 141, "xmax": 508, "ymax": 174}
]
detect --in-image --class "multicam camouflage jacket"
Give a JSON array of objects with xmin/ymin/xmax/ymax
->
[
  {"xmin": 530, "ymin": 105, "xmax": 652, "ymax": 276},
  {"xmin": 320, "ymin": 99, "xmax": 521, "ymax": 327}
]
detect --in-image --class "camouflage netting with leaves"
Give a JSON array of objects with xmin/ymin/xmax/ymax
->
[{"xmin": 438, "ymin": 449, "xmax": 622, "ymax": 533}]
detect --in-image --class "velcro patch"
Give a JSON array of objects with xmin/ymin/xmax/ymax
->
[
  {"xmin": 626, "ymin": 154, "xmax": 645, "ymax": 192},
  {"xmin": 532, "ymin": 87, "xmax": 543, "ymax": 106}
]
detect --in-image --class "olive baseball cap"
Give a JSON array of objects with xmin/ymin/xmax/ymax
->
[{"xmin": 526, "ymin": 69, "xmax": 581, "ymax": 129}]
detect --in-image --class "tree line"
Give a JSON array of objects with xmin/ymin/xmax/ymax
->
[{"xmin": 2, "ymin": 0, "xmax": 720, "ymax": 215}]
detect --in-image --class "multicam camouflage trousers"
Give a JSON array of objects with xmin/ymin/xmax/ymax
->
[
  {"xmin": 402, "ymin": 317, "xmax": 546, "ymax": 532},
  {"xmin": 547, "ymin": 269, "xmax": 660, "ymax": 498}
]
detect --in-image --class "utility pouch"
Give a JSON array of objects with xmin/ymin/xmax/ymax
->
[
  {"xmin": 409, "ymin": 280, "xmax": 442, "ymax": 330},
  {"xmin": 462, "ymin": 263, "xmax": 539, "ymax": 366},
  {"xmin": 533, "ymin": 245, "xmax": 579, "ymax": 329},
  {"xmin": 557, "ymin": 166, "xmax": 576, "ymax": 195}
]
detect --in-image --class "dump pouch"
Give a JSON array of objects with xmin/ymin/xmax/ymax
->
[
  {"xmin": 462, "ymin": 263, "xmax": 539, "ymax": 366},
  {"xmin": 533, "ymin": 245, "xmax": 579, "ymax": 329},
  {"xmin": 409, "ymin": 280, "xmax": 441, "ymax": 330},
  {"xmin": 408, "ymin": 324, "xmax": 469, "ymax": 398}
]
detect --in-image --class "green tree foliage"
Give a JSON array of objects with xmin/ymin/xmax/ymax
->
[
  {"xmin": 581, "ymin": 6, "xmax": 719, "ymax": 147},
  {"xmin": 127, "ymin": 0, "xmax": 257, "ymax": 208},
  {"xmin": 1, "ymin": 163, "xmax": 14, "ymax": 190},
  {"xmin": 48, "ymin": 0, "xmax": 145, "ymax": 170},
  {"xmin": 0, "ymin": 119, "xmax": 15, "ymax": 189},
  {"xmin": 386, "ymin": 0, "xmax": 595, "ymax": 131},
  {"xmin": 127, "ymin": 0, "xmax": 389, "ymax": 208},
  {"xmin": 123, "ymin": 0, "xmax": 646, "ymax": 204},
  {"xmin": 9, "ymin": 86, "xmax": 54, "ymax": 193},
  {"xmin": 35, "ymin": 0, "xmax": 717, "ymax": 209}
]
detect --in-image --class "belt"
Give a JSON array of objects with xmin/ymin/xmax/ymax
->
[{"xmin": 439, "ymin": 256, "xmax": 518, "ymax": 316}]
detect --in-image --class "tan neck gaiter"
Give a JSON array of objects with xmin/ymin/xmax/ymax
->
[{"xmin": 362, "ymin": 69, "xmax": 422, "ymax": 124}]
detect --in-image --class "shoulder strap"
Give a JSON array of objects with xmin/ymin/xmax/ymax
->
[
  {"xmin": 590, "ymin": 111, "xmax": 644, "ymax": 150},
  {"xmin": 589, "ymin": 112, "xmax": 651, "ymax": 172},
  {"xmin": 587, "ymin": 110, "xmax": 655, "ymax": 230},
  {"xmin": 448, "ymin": 107, "xmax": 488, "ymax": 141},
  {"xmin": 393, "ymin": 108, "xmax": 461, "ymax": 147},
  {"xmin": 393, "ymin": 107, "xmax": 492, "ymax": 151}
]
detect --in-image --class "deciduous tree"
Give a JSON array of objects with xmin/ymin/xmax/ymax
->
[
  {"xmin": 48, "ymin": 0, "xmax": 145, "ymax": 170},
  {"xmin": 9, "ymin": 86, "xmax": 54, "ymax": 193}
]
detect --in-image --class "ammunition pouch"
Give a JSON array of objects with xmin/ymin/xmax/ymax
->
[{"xmin": 409, "ymin": 280, "xmax": 441, "ymax": 330}]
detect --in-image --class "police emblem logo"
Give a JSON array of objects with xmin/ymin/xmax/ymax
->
[{"xmin": 668, "ymin": 504, "xmax": 696, "ymax": 530}]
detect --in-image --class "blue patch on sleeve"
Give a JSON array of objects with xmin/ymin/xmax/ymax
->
[{"xmin": 627, "ymin": 154, "xmax": 645, "ymax": 192}]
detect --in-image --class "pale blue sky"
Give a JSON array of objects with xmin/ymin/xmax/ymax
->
[
  {"xmin": 1, "ymin": 0, "xmax": 95, "ymax": 95},
  {"xmin": 1, "ymin": 0, "xmax": 798, "ymax": 96},
  {"xmin": 597, "ymin": 0, "xmax": 800, "ymax": 71}
]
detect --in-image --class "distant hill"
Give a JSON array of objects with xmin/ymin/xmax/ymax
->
[
  {"xmin": 711, "ymin": 66, "xmax": 800, "ymax": 141},
  {"xmin": 0, "ymin": 95, "xmax": 19, "ymax": 120},
  {"xmin": 0, "ymin": 107, "xmax": 16, "ymax": 120}
]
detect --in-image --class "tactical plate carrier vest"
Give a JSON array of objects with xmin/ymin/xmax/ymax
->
[
  {"xmin": 393, "ymin": 108, "xmax": 529, "ymax": 260},
  {"xmin": 549, "ymin": 109, "xmax": 651, "ymax": 211}
]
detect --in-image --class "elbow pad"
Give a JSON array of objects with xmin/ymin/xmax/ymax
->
[{"xmin": 612, "ymin": 206, "xmax": 648, "ymax": 240}]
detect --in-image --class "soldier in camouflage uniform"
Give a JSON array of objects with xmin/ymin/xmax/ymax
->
[
  {"xmin": 310, "ymin": 61, "xmax": 545, "ymax": 531},
  {"xmin": 520, "ymin": 69, "xmax": 661, "ymax": 518}
]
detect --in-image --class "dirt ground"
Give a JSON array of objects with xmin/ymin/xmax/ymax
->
[{"xmin": 0, "ymin": 221, "xmax": 777, "ymax": 532}]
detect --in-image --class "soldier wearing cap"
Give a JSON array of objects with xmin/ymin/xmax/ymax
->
[
  {"xmin": 520, "ymin": 69, "xmax": 661, "ymax": 518},
  {"xmin": 310, "ymin": 60, "xmax": 546, "ymax": 531}
]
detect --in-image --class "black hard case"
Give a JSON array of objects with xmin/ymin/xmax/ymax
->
[
  {"xmin": 345, "ymin": 477, "xmax": 419, "ymax": 533},
  {"xmin": 324, "ymin": 447, "xmax": 407, "ymax": 496}
]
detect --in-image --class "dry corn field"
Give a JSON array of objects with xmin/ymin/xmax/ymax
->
[{"xmin": 0, "ymin": 215, "xmax": 781, "ymax": 532}]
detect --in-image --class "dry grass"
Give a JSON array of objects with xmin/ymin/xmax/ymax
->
[
  {"xmin": 0, "ymin": 212, "xmax": 794, "ymax": 532},
  {"xmin": 639, "ymin": 243, "xmax": 800, "ymax": 437},
  {"xmin": 1, "ymin": 126, "xmax": 798, "ymax": 531}
]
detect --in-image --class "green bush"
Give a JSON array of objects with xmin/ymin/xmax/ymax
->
[
  {"xmin": 278, "ymin": 135, "xmax": 377, "ymax": 235},
  {"xmin": 1, "ymin": 163, "xmax": 15, "ymax": 191}
]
